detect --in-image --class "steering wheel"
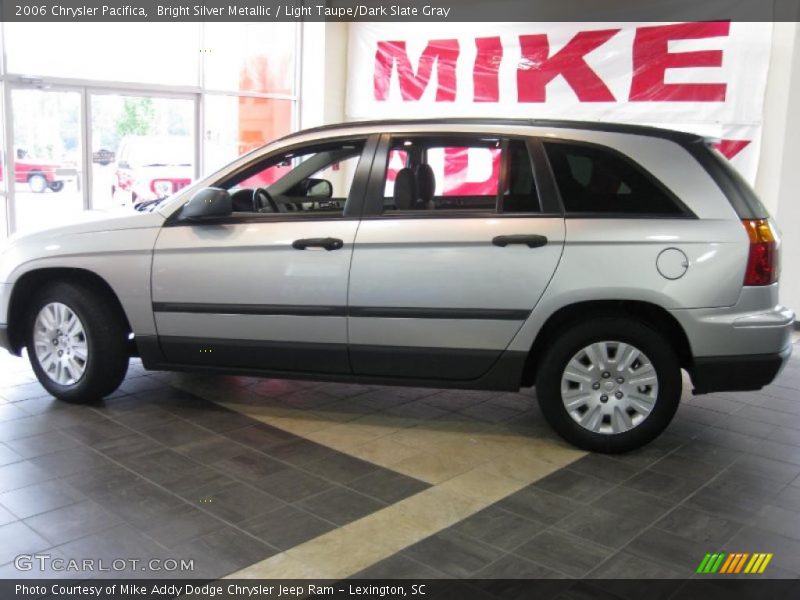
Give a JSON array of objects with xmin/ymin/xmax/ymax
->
[{"xmin": 253, "ymin": 187, "xmax": 281, "ymax": 213}]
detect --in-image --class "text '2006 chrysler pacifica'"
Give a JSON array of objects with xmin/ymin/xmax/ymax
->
[{"xmin": 0, "ymin": 119, "xmax": 794, "ymax": 452}]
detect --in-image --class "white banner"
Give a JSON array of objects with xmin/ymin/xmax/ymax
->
[{"xmin": 347, "ymin": 22, "xmax": 773, "ymax": 182}]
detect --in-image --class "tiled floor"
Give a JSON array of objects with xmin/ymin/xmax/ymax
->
[{"xmin": 0, "ymin": 337, "xmax": 799, "ymax": 581}]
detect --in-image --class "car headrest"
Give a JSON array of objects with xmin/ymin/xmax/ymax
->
[
  {"xmin": 394, "ymin": 167, "xmax": 416, "ymax": 210},
  {"xmin": 417, "ymin": 163, "xmax": 436, "ymax": 204}
]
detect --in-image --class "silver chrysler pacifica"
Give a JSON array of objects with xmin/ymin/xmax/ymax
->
[{"xmin": 0, "ymin": 119, "xmax": 794, "ymax": 452}]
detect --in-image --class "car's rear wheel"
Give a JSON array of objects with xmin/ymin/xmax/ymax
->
[
  {"xmin": 535, "ymin": 317, "xmax": 681, "ymax": 453},
  {"xmin": 27, "ymin": 173, "xmax": 48, "ymax": 193},
  {"xmin": 26, "ymin": 282, "xmax": 129, "ymax": 403}
]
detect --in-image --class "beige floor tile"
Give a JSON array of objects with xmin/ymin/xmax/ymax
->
[
  {"xmin": 345, "ymin": 437, "xmax": 422, "ymax": 469},
  {"xmin": 390, "ymin": 450, "xmax": 477, "ymax": 484}
]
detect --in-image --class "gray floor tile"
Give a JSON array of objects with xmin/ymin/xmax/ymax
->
[
  {"xmin": 347, "ymin": 470, "xmax": 429, "ymax": 504},
  {"xmin": 728, "ymin": 454, "xmax": 800, "ymax": 484},
  {"xmin": 403, "ymin": 530, "xmax": 505, "ymax": 578},
  {"xmin": 473, "ymin": 553, "xmax": 562, "ymax": 578},
  {"xmin": 141, "ymin": 503, "xmax": 228, "ymax": 548},
  {"xmin": 0, "ymin": 504, "xmax": 16, "ymax": 527},
  {"xmin": 725, "ymin": 525, "xmax": 800, "ymax": 575},
  {"xmin": 24, "ymin": 499, "xmax": 122, "ymax": 546},
  {"xmin": 188, "ymin": 481, "xmax": 284, "ymax": 524},
  {"xmin": 514, "ymin": 530, "xmax": 610, "ymax": 578},
  {"xmin": 62, "ymin": 463, "xmax": 143, "ymax": 498},
  {"xmin": 653, "ymin": 505, "xmax": 742, "ymax": 546},
  {"xmin": 556, "ymin": 505, "xmax": 650, "ymax": 549},
  {"xmin": 303, "ymin": 452, "xmax": 379, "ymax": 484},
  {"xmin": 116, "ymin": 448, "xmax": 209, "ymax": 486},
  {"xmin": 0, "ymin": 442, "xmax": 22, "ymax": 466},
  {"xmin": 0, "ymin": 460, "xmax": 57, "ymax": 493},
  {"xmin": 752, "ymin": 504, "xmax": 800, "ymax": 542},
  {"xmin": 298, "ymin": 486, "xmax": 385, "ymax": 526},
  {"xmin": 0, "ymin": 521, "xmax": 50, "ymax": 565},
  {"xmin": 625, "ymin": 527, "xmax": 707, "ymax": 572},
  {"xmin": 450, "ymin": 505, "xmax": 546, "ymax": 552},
  {"xmin": 141, "ymin": 419, "xmax": 211, "ymax": 447},
  {"xmin": 30, "ymin": 446, "xmax": 112, "ymax": 478},
  {"xmin": 0, "ymin": 403, "xmax": 36, "ymax": 422},
  {"xmin": 173, "ymin": 525, "xmax": 278, "ymax": 579},
  {"xmin": 568, "ymin": 454, "xmax": 639, "ymax": 484},
  {"xmin": 210, "ymin": 448, "xmax": 286, "ymax": 480},
  {"xmin": 95, "ymin": 481, "xmax": 185, "ymax": 530},
  {"xmin": 772, "ymin": 484, "xmax": 800, "ymax": 512},
  {"xmin": 591, "ymin": 486, "xmax": 673, "ymax": 522},
  {"xmin": 54, "ymin": 523, "xmax": 171, "ymax": 575},
  {"xmin": 497, "ymin": 486, "xmax": 580, "ymax": 524},
  {"xmin": 240, "ymin": 504, "xmax": 336, "ymax": 550},
  {"xmin": 250, "ymin": 467, "xmax": 333, "ymax": 503},
  {"xmin": 622, "ymin": 469, "xmax": 707, "ymax": 503},
  {"xmin": 62, "ymin": 418, "xmax": 132, "ymax": 446},
  {"xmin": 265, "ymin": 438, "xmax": 340, "ymax": 466},
  {"xmin": 0, "ymin": 416, "xmax": 54, "ymax": 442},
  {"xmin": 174, "ymin": 434, "xmax": 249, "ymax": 465},
  {"xmin": 533, "ymin": 469, "xmax": 616, "ymax": 503},
  {"xmin": 4, "ymin": 431, "xmax": 80, "ymax": 459},
  {"xmin": 222, "ymin": 424, "xmax": 296, "ymax": 451},
  {"xmin": 588, "ymin": 551, "xmax": 684, "ymax": 579},
  {"xmin": 353, "ymin": 553, "xmax": 446, "ymax": 579},
  {"xmin": 0, "ymin": 480, "xmax": 84, "ymax": 519}
]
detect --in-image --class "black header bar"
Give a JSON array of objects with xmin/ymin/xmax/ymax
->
[{"xmin": 1, "ymin": 0, "xmax": 799, "ymax": 22}]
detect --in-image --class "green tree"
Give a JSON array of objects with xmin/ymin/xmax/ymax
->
[{"xmin": 115, "ymin": 97, "xmax": 155, "ymax": 137}]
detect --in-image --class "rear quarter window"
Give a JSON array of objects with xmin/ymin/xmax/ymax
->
[{"xmin": 544, "ymin": 141, "xmax": 688, "ymax": 217}]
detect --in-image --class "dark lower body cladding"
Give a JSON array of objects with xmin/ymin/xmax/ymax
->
[{"xmin": 691, "ymin": 344, "xmax": 792, "ymax": 394}]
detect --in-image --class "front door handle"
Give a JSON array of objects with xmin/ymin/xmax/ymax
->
[
  {"xmin": 492, "ymin": 234, "xmax": 548, "ymax": 248},
  {"xmin": 292, "ymin": 237, "xmax": 344, "ymax": 251}
]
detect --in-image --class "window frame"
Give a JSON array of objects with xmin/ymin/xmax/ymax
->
[
  {"xmin": 165, "ymin": 133, "xmax": 379, "ymax": 226},
  {"xmin": 361, "ymin": 132, "xmax": 561, "ymax": 219},
  {"xmin": 540, "ymin": 138, "xmax": 697, "ymax": 220}
]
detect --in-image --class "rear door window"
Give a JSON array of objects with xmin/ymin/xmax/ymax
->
[{"xmin": 377, "ymin": 136, "xmax": 541, "ymax": 214}]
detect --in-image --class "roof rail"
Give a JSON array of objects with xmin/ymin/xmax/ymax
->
[{"xmin": 276, "ymin": 118, "xmax": 704, "ymax": 146}]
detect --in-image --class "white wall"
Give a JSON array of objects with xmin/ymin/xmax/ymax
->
[
  {"xmin": 755, "ymin": 22, "xmax": 800, "ymax": 313},
  {"xmin": 300, "ymin": 22, "xmax": 348, "ymax": 129}
]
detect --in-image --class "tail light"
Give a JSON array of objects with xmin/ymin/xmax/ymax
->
[{"xmin": 742, "ymin": 219, "xmax": 779, "ymax": 286}]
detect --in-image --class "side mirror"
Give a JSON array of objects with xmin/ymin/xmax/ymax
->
[
  {"xmin": 180, "ymin": 187, "xmax": 232, "ymax": 220},
  {"xmin": 307, "ymin": 178, "xmax": 333, "ymax": 199}
]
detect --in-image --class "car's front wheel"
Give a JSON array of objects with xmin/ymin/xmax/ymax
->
[
  {"xmin": 26, "ymin": 282, "xmax": 129, "ymax": 403},
  {"xmin": 48, "ymin": 181, "xmax": 64, "ymax": 192},
  {"xmin": 535, "ymin": 317, "xmax": 681, "ymax": 453}
]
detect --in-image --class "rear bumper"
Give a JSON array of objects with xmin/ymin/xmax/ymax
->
[{"xmin": 691, "ymin": 343, "xmax": 792, "ymax": 393}]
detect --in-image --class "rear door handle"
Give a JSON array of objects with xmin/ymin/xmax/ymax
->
[
  {"xmin": 292, "ymin": 237, "xmax": 344, "ymax": 251},
  {"xmin": 492, "ymin": 234, "xmax": 548, "ymax": 248}
]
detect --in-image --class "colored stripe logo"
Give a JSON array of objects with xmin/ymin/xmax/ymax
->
[{"xmin": 696, "ymin": 552, "xmax": 773, "ymax": 574}]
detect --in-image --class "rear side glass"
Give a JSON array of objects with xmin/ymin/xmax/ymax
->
[{"xmin": 544, "ymin": 142, "xmax": 684, "ymax": 216}]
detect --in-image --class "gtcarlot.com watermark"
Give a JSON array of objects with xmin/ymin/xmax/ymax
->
[{"xmin": 14, "ymin": 553, "xmax": 194, "ymax": 573}]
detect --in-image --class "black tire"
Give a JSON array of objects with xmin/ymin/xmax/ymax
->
[
  {"xmin": 535, "ymin": 317, "xmax": 681, "ymax": 453},
  {"xmin": 25, "ymin": 281, "xmax": 129, "ymax": 403},
  {"xmin": 48, "ymin": 181, "xmax": 64, "ymax": 192}
]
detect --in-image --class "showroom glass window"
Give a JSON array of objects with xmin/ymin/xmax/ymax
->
[
  {"xmin": 220, "ymin": 139, "xmax": 366, "ymax": 217},
  {"xmin": 544, "ymin": 141, "xmax": 684, "ymax": 215},
  {"xmin": 0, "ymin": 22, "xmax": 299, "ymax": 235},
  {"xmin": 380, "ymin": 136, "xmax": 540, "ymax": 214}
]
